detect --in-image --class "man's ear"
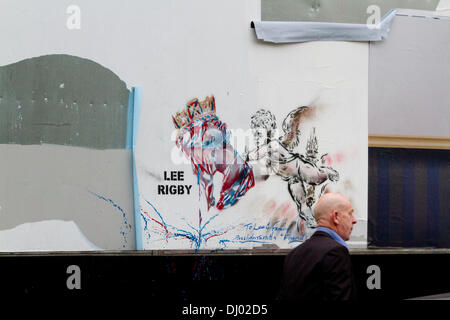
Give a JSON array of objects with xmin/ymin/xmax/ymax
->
[{"xmin": 332, "ymin": 210, "xmax": 339, "ymax": 225}]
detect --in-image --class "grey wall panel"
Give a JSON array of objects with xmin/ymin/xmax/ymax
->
[
  {"xmin": 369, "ymin": 13, "xmax": 450, "ymax": 137},
  {"xmin": 262, "ymin": 0, "xmax": 440, "ymax": 23},
  {"xmin": 0, "ymin": 54, "xmax": 135, "ymax": 250},
  {"xmin": 0, "ymin": 54, "xmax": 130, "ymax": 149},
  {"xmin": 0, "ymin": 144, "xmax": 135, "ymax": 250}
]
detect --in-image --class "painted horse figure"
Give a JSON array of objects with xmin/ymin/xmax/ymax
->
[{"xmin": 173, "ymin": 96, "xmax": 255, "ymax": 211}]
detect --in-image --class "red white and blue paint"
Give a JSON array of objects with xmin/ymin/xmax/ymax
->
[{"xmin": 174, "ymin": 97, "xmax": 255, "ymax": 211}]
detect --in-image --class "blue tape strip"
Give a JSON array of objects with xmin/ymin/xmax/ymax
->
[
  {"xmin": 130, "ymin": 87, "xmax": 143, "ymax": 250},
  {"xmin": 253, "ymin": 9, "xmax": 397, "ymax": 43},
  {"xmin": 125, "ymin": 90, "xmax": 134, "ymax": 149}
]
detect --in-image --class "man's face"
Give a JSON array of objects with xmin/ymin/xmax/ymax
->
[{"xmin": 336, "ymin": 202, "xmax": 357, "ymax": 241}]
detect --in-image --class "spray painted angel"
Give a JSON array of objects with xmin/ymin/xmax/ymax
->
[{"xmin": 244, "ymin": 107, "xmax": 339, "ymax": 228}]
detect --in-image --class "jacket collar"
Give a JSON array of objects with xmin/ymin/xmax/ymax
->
[{"xmin": 314, "ymin": 227, "xmax": 349, "ymax": 249}]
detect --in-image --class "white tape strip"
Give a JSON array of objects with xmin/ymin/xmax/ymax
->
[{"xmin": 253, "ymin": 9, "xmax": 397, "ymax": 43}]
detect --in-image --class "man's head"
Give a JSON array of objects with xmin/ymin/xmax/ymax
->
[{"xmin": 313, "ymin": 193, "xmax": 357, "ymax": 241}]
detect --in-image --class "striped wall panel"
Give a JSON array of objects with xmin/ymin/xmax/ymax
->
[{"xmin": 368, "ymin": 147, "xmax": 449, "ymax": 248}]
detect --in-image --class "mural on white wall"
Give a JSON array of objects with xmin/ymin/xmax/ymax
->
[
  {"xmin": 0, "ymin": 0, "xmax": 368, "ymax": 251},
  {"xmin": 137, "ymin": 86, "xmax": 367, "ymax": 250}
]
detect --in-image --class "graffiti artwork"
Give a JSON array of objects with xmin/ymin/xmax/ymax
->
[
  {"xmin": 172, "ymin": 96, "xmax": 255, "ymax": 211},
  {"xmin": 245, "ymin": 107, "xmax": 339, "ymax": 229},
  {"xmin": 137, "ymin": 96, "xmax": 349, "ymax": 250}
]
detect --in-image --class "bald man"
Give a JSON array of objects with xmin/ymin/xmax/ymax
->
[{"xmin": 279, "ymin": 193, "xmax": 358, "ymax": 301}]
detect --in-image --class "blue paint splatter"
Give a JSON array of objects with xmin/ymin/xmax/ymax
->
[
  {"xmin": 141, "ymin": 198, "xmax": 230, "ymax": 251},
  {"xmin": 89, "ymin": 191, "xmax": 131, "ymax": 248},
  {"xmin": 140, "ymin": 199, "xmax": 306, "ymax": 250}
]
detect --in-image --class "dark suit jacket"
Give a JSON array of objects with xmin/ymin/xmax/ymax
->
[{"xmin": 279, "ymin": 231, "xmax": 357, "ymax": 301}]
